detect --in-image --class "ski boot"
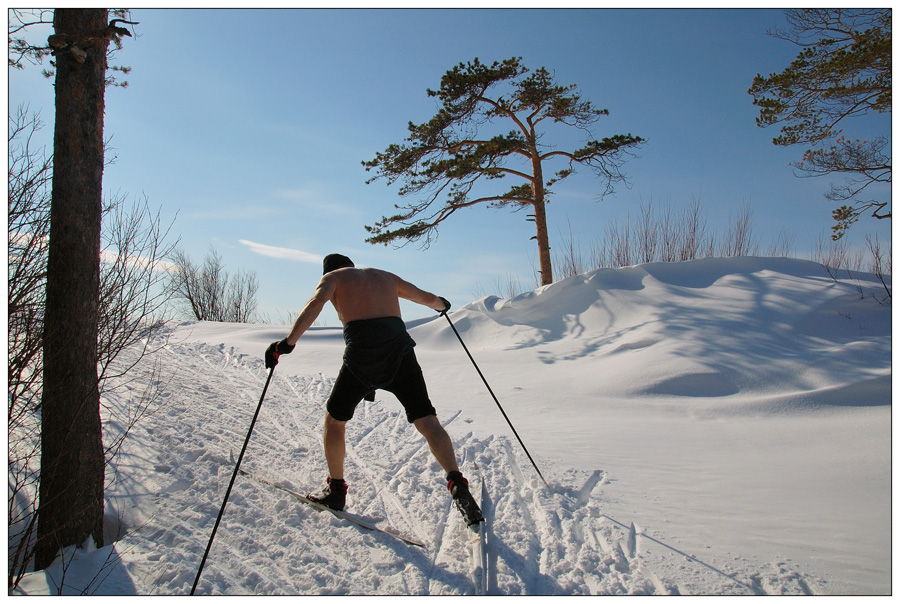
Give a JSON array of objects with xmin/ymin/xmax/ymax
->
[
  {"xmin": 308, "ymin": 477, "xmax": 348, "ymax": 511},
  {"xmin": 447, "ymin": 471, "xmax": 484, "ymax": 526}
]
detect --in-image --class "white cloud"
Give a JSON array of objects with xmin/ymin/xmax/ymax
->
[
  {"xmin": 239, "ymin": 240, "xmax": 322, "ymax": 263},
  {"xmin": 100, "ymin": 248, "xmax": 179, "ymax": 273},
  {"xmin": 273, "ymin": 185, "xmax": 361, "ymax": 216}
]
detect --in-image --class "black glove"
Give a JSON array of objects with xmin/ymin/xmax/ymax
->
[
  {"xmin": 437, "ymin": 297, "xmax": 451, "ymax": 315},
  {"xmin": 265, "ymin": 339, "xmax": 295, "ymax": 369}
]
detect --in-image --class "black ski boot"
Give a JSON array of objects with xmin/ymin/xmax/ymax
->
[
  {"xmin": 447, "ymin": 471, "xmax": 484, "ymax": 526},
  {"xmin": 308, "ymin": 477, "xmax": 347, "ymax": 511}
]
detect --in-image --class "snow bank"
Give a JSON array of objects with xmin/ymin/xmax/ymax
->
[{"xmin": 11, "ymin": 257, "xmax": 891, "ymax": 595}]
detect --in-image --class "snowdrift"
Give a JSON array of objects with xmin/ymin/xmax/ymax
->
[{"xmin": 11, "ymin": 257, "xmax": 891, "ymax": 595}]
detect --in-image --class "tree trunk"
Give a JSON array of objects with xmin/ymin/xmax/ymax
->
[
  {"xmin": 530, "ymin": 151, "xmax": 553, "ymax": 285},
  {"xmin": 532, "ymin": 200, "xmax": 553, "ymax": 286},
  {"xmin": 36, "ymin": 8, "xmax": 109, "ymax": 571}
]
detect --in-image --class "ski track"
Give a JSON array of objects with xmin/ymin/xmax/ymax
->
[{"xmin": 102, "ymin": 332, "xmax": 828, "ymax": 595}]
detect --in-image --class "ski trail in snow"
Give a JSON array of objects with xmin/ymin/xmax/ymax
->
[
  {"xmin": 425, "ymin": 497, "xmax": 463, "ymax": 595},
  {"xmin": 478, "ymin": 470, "xmax": 496, "ymax": 594},
  {"xmin": 100, "ymin": 331, "xmax": 828, "ymax": 595}
]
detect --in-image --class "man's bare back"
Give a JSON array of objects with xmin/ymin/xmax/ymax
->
[
  {"xmin": 329, "ymin": 267, "xmax": 434, "ymax": 323},
  {"xmin": 283, "ymin": 266, "xmax": 445, "ymax": 346}
]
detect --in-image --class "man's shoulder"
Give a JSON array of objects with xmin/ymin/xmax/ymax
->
[
  {"xmin": 326, "ymin": 266, "xmax": 368, "ymax": 279},
  {"xmin": 328, "ymin": 267, "xmax": 399, "ymax": 286},
  {"xmin": 360, "ymin": 267, "xmax": 399, "ymax": 280}
]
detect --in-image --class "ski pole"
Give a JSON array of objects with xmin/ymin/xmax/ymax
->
[
  {"xmin": 442, "ymin": 312, "xmax": 549, "ymax": 487},
  {"xmin": 191, "ymin": 366, "xmax": 275, "ymax": 595}
]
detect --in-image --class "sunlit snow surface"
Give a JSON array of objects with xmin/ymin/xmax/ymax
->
[{"xmin": 12, "ymin": 257, "xmax": 890, "ymax": 595}]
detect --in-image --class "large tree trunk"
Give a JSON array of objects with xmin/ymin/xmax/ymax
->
[{"xmin": 35, "ymin": 8, "xmax": 109, "ymax": 571}]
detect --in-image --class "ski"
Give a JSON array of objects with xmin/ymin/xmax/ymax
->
[
  {"xmin": 238, "ymin": 469, "xmax": 426, "ymax": 548},
  {"xmin": 467, "ymin": 466, "xmax": 488, "ymax": 595}
]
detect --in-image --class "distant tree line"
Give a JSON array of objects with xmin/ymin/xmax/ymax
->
[{"xmin": 474, "ymin": 197, "xmax": 890, "ymax": 300}]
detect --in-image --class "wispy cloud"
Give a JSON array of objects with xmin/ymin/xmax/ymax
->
[
  {"xmin": 274, "ymin": 185, "xmax": 361, "ymax": 216},
  {"xmin": 239, "ymin": 240, "xmax": 322, "ymax": 263},
  {"xmin": 99, "ymin": 248, "xmax": 179, "ymax": 273}
]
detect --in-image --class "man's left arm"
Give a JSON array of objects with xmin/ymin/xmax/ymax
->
[{"xmin": 397, "ymin": 277, "xmax": 450, "ymax": 313}]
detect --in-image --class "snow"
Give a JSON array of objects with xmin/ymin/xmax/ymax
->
[{"xmin": 10, "ymin": 257, "xmax": 891, "ymax": 595}]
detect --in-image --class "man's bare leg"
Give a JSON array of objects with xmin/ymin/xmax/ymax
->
[
  {"xmin": 323, "ymin": 412, "xmax": 346, "ymax": 479},
  {"xmin": 413, "ymin": 414, "xmax": 460, "ymax": 475},
  {"xmin": 415, "ymin": 414, "xmax": 483, "ymax": 524}
]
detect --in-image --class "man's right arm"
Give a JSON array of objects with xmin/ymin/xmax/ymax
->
[
  {"xmin": 285, "ymin": 275, "xmax": 336, "ymax": 345},
  {"xmin": 266, "ymin": 275, "xmax": 338, "ymax": 368}
]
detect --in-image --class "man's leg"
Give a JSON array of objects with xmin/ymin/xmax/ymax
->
[
  {"xmin": 413, "ymin": 414, "xmax": 460, "ymax": 474},
  {"xmin": 389, "ymin": 352, "xmax": 458, "ymax": 472},
  {"xmin": 308, "ymin": 412, "xmax": 350, "ymax": 511},
  {"xmin": 414, "ymin": 415, "xmax": 484, "ymax": 526},
  {"xmin": 322, "ymin": 362, "xmax": 368, "ymax": 481},
  {"xmin": 390, "ymin": 353, "xmax": 481, "ymax": 522},
  {"xmin": 323, "ymin": 411, "xmax": 347, "ymax": 479}
]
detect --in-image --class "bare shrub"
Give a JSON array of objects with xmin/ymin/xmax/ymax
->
[
  {"xmin": 169, "ymin": 246, "xmax": 259, "ymax": 323},
  {"xmin": 678, "ymin": 198, "xmax": 711, "ymax": 261},
  {"xmin": 765, "ymin": 228, "xmax": 796, "ymax": 258},
  {"xmin": 812, "ymin": 235, "xmax": 866, "ymax": 272},
  {"xmin": 555, "ymin": 221, "xmax": 587, "ymax": 280},
  {"xmin": 866, "ymin": 234, "xmax": 891, "ymax": 301},
  {"xmin": 719, "ymin": 202, "xmax": 759, "ymax": 257},
  {"xmin": 8, "ymin": 107, "xmax": 177, "ymax": 587},
  {"xmin": 636, "ymin": 200, "xmax": 658, "ymax": 264},
  {"xmin": 8, "ymin": 108, "xmax": 51, "ymax": 435},
  {"xmin": 472, "ymin": 272, "xmax": 530, "ymax": 300},
  {"xmin": 98, "ymin": 195, "xmax": 178, "ymax": 383},
  {"xmin": 601, "ymin": 214, "xmax": 634, "ymax": 268},
  {"xmin": 8, "ymin": 108, "xmax": 51, "ymax": 587}
]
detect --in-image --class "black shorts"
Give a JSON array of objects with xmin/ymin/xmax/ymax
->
[{"xmin": 326, "ymin": 349, "xmax": 437, "ymax": 423}]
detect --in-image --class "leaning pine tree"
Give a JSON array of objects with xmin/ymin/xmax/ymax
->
[{"xmin": 363, "ymin": 57, "xmax": 643, "ymax": 285}]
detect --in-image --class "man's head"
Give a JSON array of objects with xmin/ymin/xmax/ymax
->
[{"xmin": 323, "ymin": 253, "xmax": 354, "ymax": 274}]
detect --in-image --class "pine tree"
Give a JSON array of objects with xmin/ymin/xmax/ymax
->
[
  {"xmin": 363, "ymin": 57, "xmax": 643, "ymax": 285},
  {"xmin": 749, "ymin": 9, "xmax": 891, "ymax": 239}
]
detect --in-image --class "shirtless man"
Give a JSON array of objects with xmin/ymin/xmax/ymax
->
[{"xmin": 265, "ymin": 253, "xmax": 483, "ymax": 526}]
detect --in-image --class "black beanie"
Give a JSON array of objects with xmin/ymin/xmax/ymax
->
[{"xmin": 323, "ymin": 253, "xmax": 354, "ymax": 274}]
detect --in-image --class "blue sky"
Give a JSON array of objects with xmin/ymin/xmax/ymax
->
[{"xmin": 9, "ymin": 8, "xmax": 892, "ymax": 326}]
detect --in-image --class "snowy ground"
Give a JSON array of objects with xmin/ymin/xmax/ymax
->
[{"xmin": 11, "ymin": 257, "xmax": 892, "ymax": 595}]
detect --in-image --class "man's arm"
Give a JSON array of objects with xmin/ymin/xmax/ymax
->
[
  {"xmin": 284, "ymin": 275, "xmax": 336, "ymax": 346},
  {"xmin": 396, "ymin": 276, "xmax": 447, "ymax": 312}
]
